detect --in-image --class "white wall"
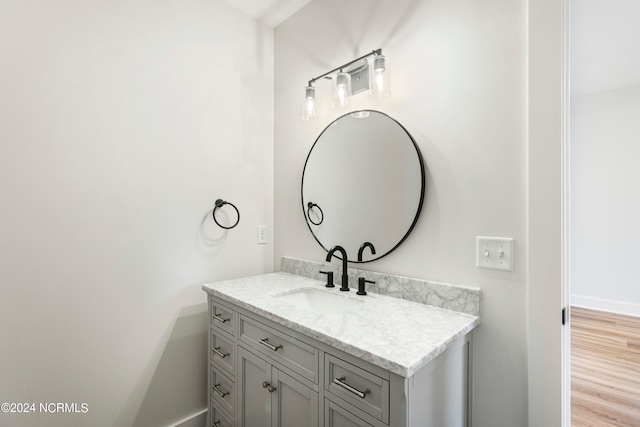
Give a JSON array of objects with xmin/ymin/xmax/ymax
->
[
  {"xmin": 571, "ymin": 87, "xmax": 640, "ymax": 315},
  {"xmin": 274, "ymin": 0, "xmax": 528, "ymax": 426},
  {"xmin": 0, "ymin": 0, "xmax": 273, "ymax": 426},
  {"xmin": 570, "ymin": 0, "xmax": 640, "ymax": 316},
  {"xmin": 570, "ymin": 0, "xmax": 640, "ymax": 97}
]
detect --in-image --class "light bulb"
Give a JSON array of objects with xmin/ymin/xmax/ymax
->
[
  {"xmin": 332, "ymin": 72, "xmax": 351, "ymax": 109},
  {"xmin": 301, "ymin": 85, "xmax": 317, "ymax": 120},
  {"xmin": 369, "ymin": 55, "xmax": 390, "ymax": 99}
]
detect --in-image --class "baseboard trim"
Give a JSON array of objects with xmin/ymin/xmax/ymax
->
[
  {"xmin": 167, "ymin": 408, "xmax": 207, "ymax": 427},
  {"xmin": 571, "ymin": 295, "xmax": 640, "ymax": 317}
]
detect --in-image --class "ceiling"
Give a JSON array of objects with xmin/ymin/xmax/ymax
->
[{"xmin": 222, "ymin": 0, "xmax": 313, "ymax": 27}]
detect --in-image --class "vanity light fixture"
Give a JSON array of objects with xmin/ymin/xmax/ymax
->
[{"xmin": 301, "ymin": 49, "xmax": 390, "ymax": 120}]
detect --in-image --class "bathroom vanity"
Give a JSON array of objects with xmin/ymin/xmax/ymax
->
[{"xmin": 202, "ymin": 270, "xmax": 479, "ymax": 427}]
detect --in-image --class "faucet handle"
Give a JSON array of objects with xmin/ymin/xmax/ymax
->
[
  {"xmin": 357, "ymin": 277, "xmax": 375, "ymax": 296},
  {"xmin": 319, "ymin": 270, "xmax": 335, "ymax": 288}
]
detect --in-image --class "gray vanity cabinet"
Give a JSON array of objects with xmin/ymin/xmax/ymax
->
[{"xmin": 207, "ymin": 294, "xmax": 472, "ymax": 427}]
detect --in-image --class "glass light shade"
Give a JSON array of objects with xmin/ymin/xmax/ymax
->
[
  {"xmin": 369, "ymin": 55, "xmax": 391, "ymax": 99},
  {"xmin": 301, "ymin": 85, "xmax": 318, "ymax": 120},
  {"xmin": 332, "ymin": 72, "xmax": 351, "ymax": 109}
]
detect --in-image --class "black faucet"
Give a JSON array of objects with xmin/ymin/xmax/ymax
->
[
  {"xmin": 357, "ymin": 242, "xmax": 376, "ymax": 261},
  {"xmin": 326, "ymin": 245, "xmax": 350, "ymax": 291}
]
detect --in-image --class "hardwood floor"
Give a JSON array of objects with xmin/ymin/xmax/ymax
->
[{"xmin": 571, "ymin": 307, "xmax": 640, "ymax": 426}]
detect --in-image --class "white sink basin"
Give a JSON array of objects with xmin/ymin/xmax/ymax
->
[{"xmin": 272, "ymin": 287, "xmax": 363, "ymax": 314}]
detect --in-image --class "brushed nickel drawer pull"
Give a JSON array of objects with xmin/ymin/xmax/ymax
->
[
  {"xmin": 334, "ymin": 376, "xmax": 371, "ymax": 399},
  {"xmin": 213, "ymin": 383, "xmax": 229, "ymax": 398},
  {"xmin": 259, "ymin": 338, "xmax": 282, "ymax": 351},
  {"xmin": 213, "ymin": 347, "xmax": 229, "ymax": 359},
  {"xmin": 213, "ymin": 313, "xmax": 230, "ymax": 323}
]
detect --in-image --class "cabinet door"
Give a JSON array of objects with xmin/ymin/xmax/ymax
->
[
  {"xmin": 238, "ymin": 347, "xmax": 272, "ymax": 427},
  {"xmin": 272, "ymin": 369, "xmax": 318, "ymax": 427}
]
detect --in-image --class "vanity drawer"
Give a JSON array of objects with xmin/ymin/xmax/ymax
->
[
  {"xmin": 239, "ymin": 315, "xmax": 319, "ymax": 383},
  {"xmin": 325, "ymin": 355, "xmax": 389, "ymax": 423},
  {"xmin": 210, "ymin": 402, "xmax": 233, "ymax": 427},
  {"xmin": 210, "ymin": 365, "xmax": 235, "ymax": 417},
  {"xmin": 325, "ymin": 399, "xmax": 375, "ymax": 427},
  {"xmin": 211, "ymin": 329, "xmax": 235, "ymax": 377},
  {"xmin": 210, "ymin": 298, "xmax": 235, "ymax": 336}
]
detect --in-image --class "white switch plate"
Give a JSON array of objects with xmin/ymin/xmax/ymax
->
[
  {"xmin": 257, "ymin": 225, "xmax": 267, "ymax": 244},
  {"xmin": 476, "ymin": 236, "xmax": 514, "ymax": 271}
]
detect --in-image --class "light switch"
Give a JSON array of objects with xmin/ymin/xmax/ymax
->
[{"xmin": 476, "ymin": 236, "xmax": 514, "ymax": 271}]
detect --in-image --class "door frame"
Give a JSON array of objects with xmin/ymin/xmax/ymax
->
[
  {"xmin": 527, "ymin": 0, "xmax": 570, "ymax": 425},
  {"xmin": 561, "ymin": 1, "xmax": 571, "ymax": 425}
]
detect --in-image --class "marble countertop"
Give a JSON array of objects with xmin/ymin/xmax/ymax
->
[{"xmin": 202, "ymin": 272, "xmax": 479, "ymax": 378}]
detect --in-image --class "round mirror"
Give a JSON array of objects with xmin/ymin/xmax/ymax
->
[{"xmin": 301, "ymin": 110, "xmax": 425, "ymax": 262}]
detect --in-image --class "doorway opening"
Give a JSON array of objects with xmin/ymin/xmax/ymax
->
[{"xmin": 567, "ymin": 0, "xmax": 640, "ymax": 425}]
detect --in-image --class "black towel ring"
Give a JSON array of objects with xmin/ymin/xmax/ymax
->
[
  {"xmin": 307, "ymin": 202, "xmax": 324, "ymax": 225},
  {"xmin": 213, "ymin": 199, "xmax": 240, "ymax": 229}
]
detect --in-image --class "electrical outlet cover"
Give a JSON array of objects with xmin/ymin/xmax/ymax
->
[{"xmin": 257, "ymin": 225, "xmax": 267, "ymax": 244}]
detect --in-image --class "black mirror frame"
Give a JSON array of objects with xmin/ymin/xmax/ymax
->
[{"xmin": 301, "ymin": 110, "xmax": 426, "ymax": 263}]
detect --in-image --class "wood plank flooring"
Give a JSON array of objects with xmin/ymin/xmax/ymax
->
[{"xmin": 571, "ymin": 307, "xmax": 640, "ymax": 426}]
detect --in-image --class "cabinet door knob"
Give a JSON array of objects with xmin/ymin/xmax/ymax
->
[{"xmin": 262, "ymin": 381, "xmax": 277, "ymax": 393}]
